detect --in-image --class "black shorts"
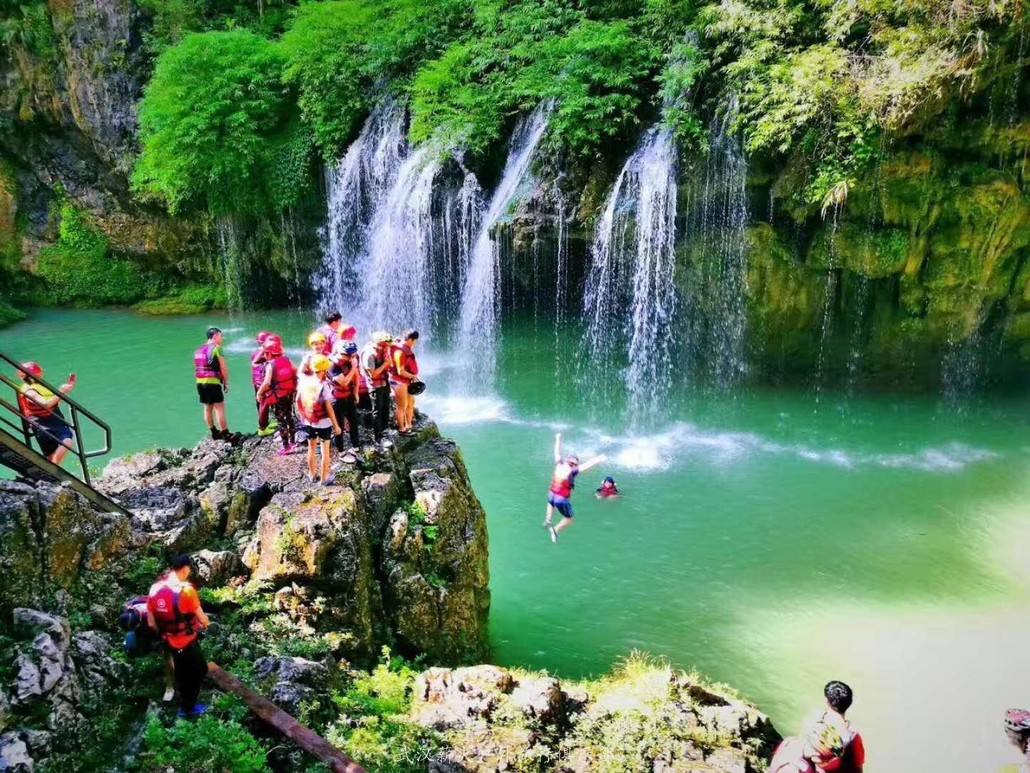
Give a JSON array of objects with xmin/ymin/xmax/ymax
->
[
  {"xmin": 196, "ymin": 383, "xmax": 224, "ymax": 405},
  {"xmin": 32, "ymin": 416, "xmax": 74, "ymax": 457},
  {"xmin": 298, "ymin": 424, "xmax": 333, "ymax": 442}
]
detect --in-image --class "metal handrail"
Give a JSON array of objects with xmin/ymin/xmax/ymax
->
[{"xmin": 0, "ymin": 351, "xmax": 115, "ymax": 485}]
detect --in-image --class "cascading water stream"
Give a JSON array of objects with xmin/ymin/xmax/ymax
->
[
  {"xmin": 458, "ymin": 105, "xmax": 550, "ymax": 381},
  {"xmin": 582, "ymin": 126, "xmax": 679, "ymax": 420},
  {"xmin": 690, "ymin": 99, "xmax": 750, "ymax": 388},
  {"xmin": 316, "ymin": 101, "xmax": 406, "ymax": 314}
]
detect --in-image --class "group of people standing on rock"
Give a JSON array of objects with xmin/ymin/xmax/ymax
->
[{"xmin": 193, "ymin": 313, "xmax": 423, "ymax": 485}]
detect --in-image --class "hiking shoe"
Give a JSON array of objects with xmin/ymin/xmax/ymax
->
[
  {"xmin": 321, "ymin": 478, "xmax": 335, "ymax": 487},
  {"xmin": 162, "ymin": 687, "xmax": 175, "ymax": 702},
  {"xmin": 257, "ymin": 425, "xmax": 277, "ymax": 437},
  {"xmin": 341, "ymin": 452, "xmax": 358, "ymax": 465},
  {"xmin": 177, "ymin": 704, "xmax": 208, "ymax": 719},
  {"xmin": 548, "ymin": 526, "xmax": 558, "ymax": 544}
]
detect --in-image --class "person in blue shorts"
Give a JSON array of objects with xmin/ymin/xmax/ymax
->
[{"xmin": 543, "ymin": 432, "xmax": 606, "ymax": 543}]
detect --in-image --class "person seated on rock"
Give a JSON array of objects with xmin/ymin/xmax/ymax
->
[
  {"xmin": 251, "ymin": 331, "xmax": 276, "ymax": 436},
  {"xmin": 295, "ymin": 355, "xmax": 343, "ymax": 485},
  {"xmin": 15, "ymin": 361, "xmax": 77, "ymax": 465},
  {"xmin": 147, "ymin": 555, "xmax": 211, "ymax": 719},
  {"xmin": 1004, "ymin": 709, "xmax": 1030, "ymax": 772},
  {"xmin": 256, "ymin": 335, "xmax": 298, "ymax": 456},
  {"xmin": 543, "ymin": 432, "xmax": 606, "ymax": 544},
  {"xmin": 768, "ymin": 680, "xmax": 865, "ymax": 773},
  {"xmin": 595, "ymin": 476, "xmax": 620, "ymax": 499},
  {"xmin": 119, "ymin": 595, "xmax": 175, "ymax": 702}
]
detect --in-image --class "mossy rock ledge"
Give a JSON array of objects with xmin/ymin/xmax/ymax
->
[{"xmin": 0, "ymin": 415, "xmax": 777, "ymax": 771}]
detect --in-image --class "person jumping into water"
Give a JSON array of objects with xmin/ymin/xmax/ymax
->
[{"xmin": 543, "ymin": 432, "xmax": 606, "ymax": 543}]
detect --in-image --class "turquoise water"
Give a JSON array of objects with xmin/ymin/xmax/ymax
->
[{"xmin": 3, "ymin": 309, "xmax": 1030, "ymax": 772}]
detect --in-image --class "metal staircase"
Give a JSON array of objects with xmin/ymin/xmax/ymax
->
[{"xmin": 0, "ymin": 352, "xmax": 132, "ymax": 517}]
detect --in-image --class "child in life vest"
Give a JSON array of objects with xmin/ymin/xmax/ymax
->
[
  {"xmin": 295, "ymin": 355, "xmax": 342, "ymax": 485},
  {"xmin": 595, "ymin": 477, "xmax": 620, "ymax": 499}
]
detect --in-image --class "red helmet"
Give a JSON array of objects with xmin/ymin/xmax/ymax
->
[
  {"xmin": 257, "ymin": 330, "xmax": 273, "ymax": 344},
  {"xmin": 262, "ymin": 336, "xmax": 283, "ymax": 356},
  {"xmin": 18, "ymin": 362, "xmax": 42, "ymax": 380}
]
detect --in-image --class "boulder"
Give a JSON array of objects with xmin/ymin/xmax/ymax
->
[
  {"xmin": 254, "ymin": 656, "xmax": 330, "ymax": 716},
  {"xmin": 361, "ymin": 472, "xmax": 404, "ymax": 537},
  {"xmin": 510, "ymin": 676, "xmax": 566, "ymax": 726},
  {"xmin": 413, "ymin": 666, "xmax": 515, "ymax": 730},
  {"xmin": 192, "ymin": 549, "xmax": 245, "ymax": 587},
  {"xmin": 0, "ymin": 733, "xmax": 33, "ymax": 773}
]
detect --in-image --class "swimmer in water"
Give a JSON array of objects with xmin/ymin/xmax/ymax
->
[
  {"xmin": 595, "ymin": 476, "xmax": 620, "ymax": 499},
  {"xmin": 543, "ymin": 432, "xmax": 606, "ymax": 543}
]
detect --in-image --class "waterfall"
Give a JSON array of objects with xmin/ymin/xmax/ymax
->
[
  {"xmin": 683, "ymin": 99, "xmax": 749, "ymax": 389},
  {"xmin": 316, "ymin": 101, "xmax": 406, "ymax": 315},
  {"xmin": 582, "ymin": 126, "xmax": 679, "ymax": 418},
  {"xmin": 458, "ymin": 105, "xmax": 550, "ymax": 377}
]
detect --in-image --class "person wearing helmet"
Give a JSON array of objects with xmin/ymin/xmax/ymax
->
[
  {"xmin": 295, "ymin": 354, "xmax": 342, "ymax": 485},
  {"xmin": 194, "ymin": 326, "xmax": 230, "ymax": 440},
  {"xmin": 768, "ymin": 681, "xmax": 864, "ymax": 773},
  {"xmin": 256, "ymin": 336, "xmax": 298, "ymax": 455},
  {"xmin": 301, "ymin": 330, "xmax": 329, "ymax": 376},
  {"xmin": 363, "ymin": 332, "xmax": 395, "ymax": 445},
  {"xmin": 390, "ymin": 329, "xmax": 420, "ymax": 435},
  {"xmin": 543, "ymin": 432, "xmax": 607, "ymax": 543},
  {"xmin": 329, "ymin": 340, "xmax": 361, "ymax": 460},
  {"xmin": 1004, "ymin": 709, "xmax": 1030, "ymax": 772},
  {"xmin": 252, "ymin": 331, "xmax": 276, "ymax": 436},
  {"xmin": 595, "ymin": 476, "xmax": 620, "ymax": 499},
  {"xmin": 15, "ymin": 362, "xmax": 77, "ymax": 464}
]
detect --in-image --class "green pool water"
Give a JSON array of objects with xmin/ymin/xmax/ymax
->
[{"xmin": 3, "ymin": 308, "xmax": 1029, "ymax": 772}]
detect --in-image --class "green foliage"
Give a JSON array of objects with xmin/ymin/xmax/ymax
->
[
  {"xmin": 697, "ymin": 0, "xmax": 1026, "ymax": 213},
  {"xmin": 327, "ymin": 648, "xmax": 440, "ymax": 773},
  {"xmin": 133, "ymin": 30, "xmax": 300, "ymax": 216},
  {"xmin": 0, "ymin": 298, "xmax": 25, "ymax": 328},
  {"xmin": 411, "ymin": 2, "xmax": 663, "ymax": 159},
  {"xmin": 35, "ymin": 202, "xmax": 160, "ymax": 306},
  {"xmin": 0, "ymin": 1, "xmax": 56, "ymax": 60},
  {"xmin": 137, "ymin": 0, "xmax": 296, "ymax": 54},
  {"xmin": 133, "ymin": 283, "xmax": 228, "ymax": 315},
  {"xmin": 141, "ymin": 715, "xmax": 271, "ymax": 773},
  {"xmin": 280, "ymin": 0, "xmax": 470, "ymax": 157}
]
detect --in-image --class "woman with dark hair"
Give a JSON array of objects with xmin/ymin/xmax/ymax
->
[
  {"xmin": 1004, "ymin": 709, "xmax": 1030, "ymax": 772},
  {"xmin": 390, "ymin": 329, "xmax": 420, "ymax": 435}
]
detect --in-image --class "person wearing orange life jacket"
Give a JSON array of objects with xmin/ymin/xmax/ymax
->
[
  {"xmin": 256, "ymin": 336, "xmax": 298, "ymax": 455},
  {"xmin": 295, "ymin": 355, "xmax": 342, "ymax": 485},
  {"xmin": 329, "ymin": 340, "xmax": 361, "ymax": 459},
  {"xmin": 362, "ymin": 332, "xmax": 394, "ymax": 446},
  {"xmin": 15, "ymin": 362, "xmax": 77, "ymax": 464},
  {"xmin": 389, "ymin": 329, "xmax": 420, "ymax": 435},
  {"xmin": 147, "ymin": 555, "xmax": 210, "ymax": 719},
  {"xmin": 543, "ymin": 432, "xmax": 607, "ymax": 544},
  {"xmin": 251, "ymin": 331, "xmax": 276, "ymax": 436},
  {"xmin": 194, "ymin": 326, "xmax": 231, "ymax": 440}
]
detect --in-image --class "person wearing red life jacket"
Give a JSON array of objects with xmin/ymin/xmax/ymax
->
[
  {"xmin": 147, "ymin": 555, "xmax": 210, "ymax": 719},
  {"xmin": 252, "ymin": 331, "xmax": 275, "ymax": 435},
  {"xmin": 194, "ymin": 326, "xmax": 230, "ymax": 440},
  {"xmin": 15, "ymin": 362, "xmax": 77, "ymax": 464},
  {"xmin": 543, "ymin": 432, "xmax": 607, "ymax": 544},
  {"xmin": 363, "ymin": 332, "xmax": 395, "ymax": 445},
  {"xmin": 329, "ymin": 340, "xmax": 361, "ymax": 459},
  {"xmin": 295, "ymin": 355, "xmax": 342, "ymax": 485},
  {"xmin": 256, "ymin": 336, "xmax": 298, "ymax": 455},
  {"xmin": 768, "ymin": 681, "xmax": 865, "ymax": 773},
  {"xmin": 389, "ymin": 329, "xmax": 420, "ymax": 435}
]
